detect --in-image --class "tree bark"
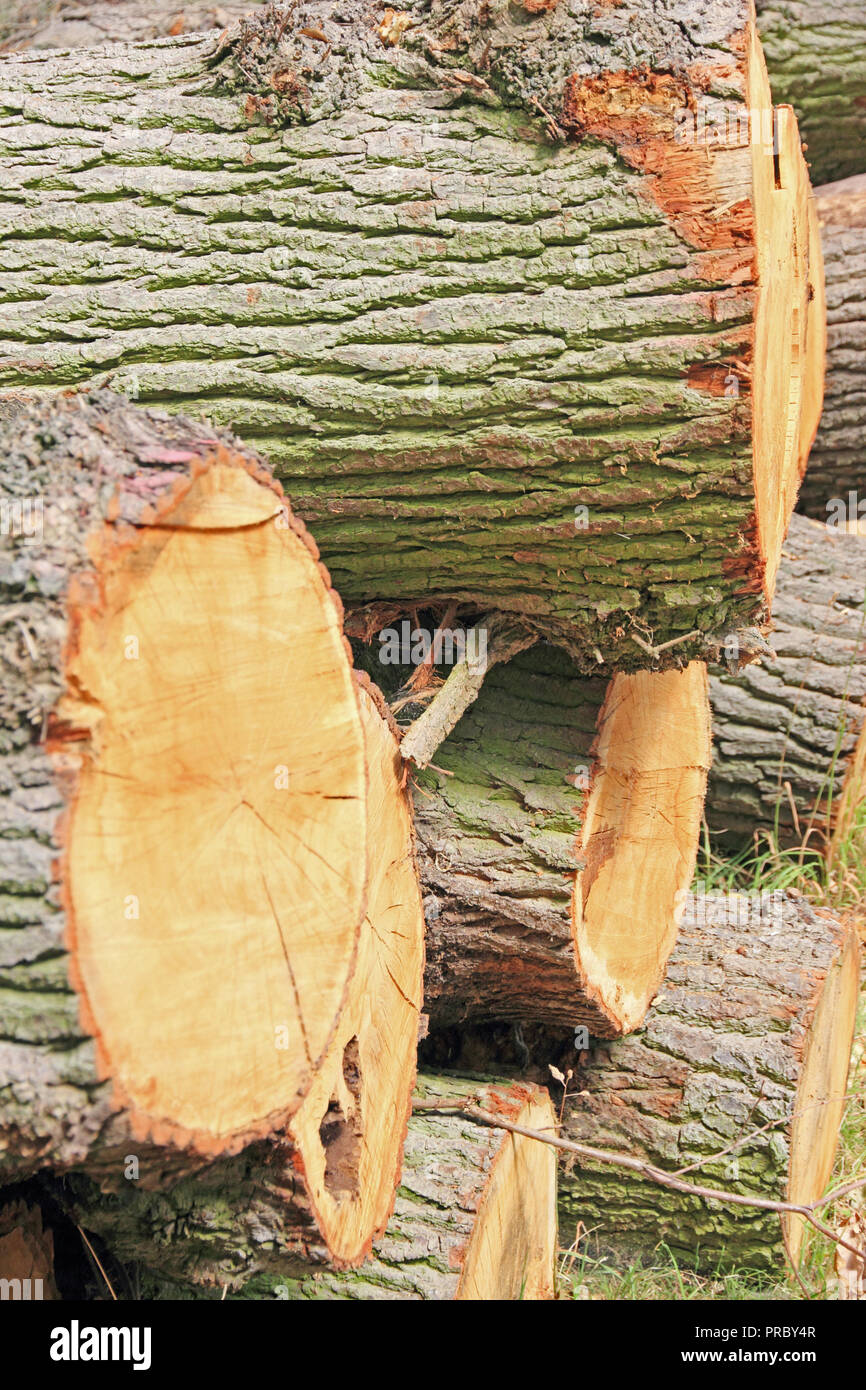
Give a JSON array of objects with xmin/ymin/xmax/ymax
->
[
  {"xmin": 558, "ymin": 890, "xmax": 860, "ymax": 1272},
  {"xmin": 412, "ymin": 643, "xmax": 711, "ymax": 1037},
  {"xmin": 0, "ymin": 390, "xmax": 425, "ymax": 1268},
  {"xmin": 53, "ymin": 1076, "xmax": 558, "ymax": 1299},
  {"xmin": 0, "ymin": 0, "xmax": 822, "ymax": 672},
  {"xmin": 708, "ymin": 512, "xmax": 866, "ymax": 851},
  {"xmin": 0, "ymin": 1, "xmax": 258, "ymax": 51},
  {"xmin": 796, "ymin": 177, "xmax": 866, "ymax": 519},
  {"xmin": 756, "ymin": 1, "xmax": 866, "ymax": 186}
]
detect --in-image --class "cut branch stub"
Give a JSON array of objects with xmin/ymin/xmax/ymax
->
[
  {"xmin": 559, "ymin": 891, "xmax": 860, "ymax": 1271},
  {"xmin": 0, "ymin": 0, "xmax": 824, "ymax": 671},
  {"xmin": 415, "ymin": 645, "xmax": 711, "ymax": 1037},
  {"xmin": 0, "ymin": 390, "xmax": 367, "ymax": 1168}
]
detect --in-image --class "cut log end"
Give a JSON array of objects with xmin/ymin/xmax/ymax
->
[
  {"xmin": 282, "ymin": 1077, "xmax": 558, "ymax": 1300},
  {"xmin": 286, "ymin": 678, "xmax": 425, "ymax": 1266},
  {"xmin": 748, "ymin": 28, "xmax": 826, "ymax": 598},
  {"xmin": 453, "ymin": 1083, "xmax": 558, "ymax": 1301},
  {"xmin": 574, "ymin": 662, "xmax": 711, "ymax": 1034},
  {"xmin": 786, "ymin": 922, "xmax": 860, "ymax": 1261},
  {"xmin": 52, "ymin": 452, "xmax": 367, "ymax": 1151}
]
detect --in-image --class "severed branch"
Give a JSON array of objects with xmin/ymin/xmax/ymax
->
[
  {"xmin": 399, "ymin": 615, "xmax": 536, "ymax": 770},
  {"xmin": 411, "ymin": 1096, "xmax": 866, "ymax": 1263}
]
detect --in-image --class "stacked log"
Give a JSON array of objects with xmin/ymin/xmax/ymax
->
[
  {"xmin": 708, "ymin": 512, "xmax": 866, "ymax": 851},
  {"xmin": 0, "ymin": 0, "xmax": 822, "ymax": 671},
  {"xmin": 412, "ymin": 643, "xmax": 710, "ymax": 1037},
  {"xmin": 559, "ymin": 891, "xmax": 860, "ymax": 1272},
  {"xmin": 56, "ymin": 1077, "xmax": 558, "ymax": 1299},
  {"xmin": 0, "ymin": 390, "xmax": 425, "ymax": 1267},
  {"xmin": 756, "ymin": 1, "xmax": 866, "ymax": 185}
]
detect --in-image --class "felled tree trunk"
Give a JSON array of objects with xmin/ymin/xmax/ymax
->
[
  {"xmin": 708, "ymin": 512, "xmax": 866, "ymax": 850},
  {"xmin": 55, "ymin": 1077, "xmax": 558, "ymax": 1299},
  {"xmin": 558, "ymin": 890, "xmax": 860, "ymax": 1271},
  {"xmin": 0, "ymin": 391, "xmax": 425, "ymax": 1267},
  {"xmin": 756, "ymin": 1, "xmax": 866, "ymax": 185},
  {"xmin": 796, "ymin": 177, "xmax": 866, "ymax": 519},
  {"xmin": 0, "ymin": 0, "xmax": 822, "ymax": 672},
  {"xmin": 413, "ymin": 644, "xmax": 711, "ymax": 1037}
]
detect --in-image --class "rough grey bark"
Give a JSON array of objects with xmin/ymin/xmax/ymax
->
[
  {"xmin": 797, "ymin": 177, "xmax": 866, "ymax": 519},
  {"xmin": 559, "ymin": 890, "xmax": 858, "ymax": 1273},
  {"xmin": 49, "ymin": 1076, "xmax": 553, "ymax": 1299},
  {"xmin": 0, "ymin": 1, "xmax": 258, "ymax": 51},
  {"xmin": 756, "ymin": 1, "xmax": 866, "ymax": 186},
  {"xmin": 708, "ymin": 512, "xmax": 866, "ymax": 848},
  {"xmin": 0, "ymin": 1, "xmax": 797, "ymax": 672}
]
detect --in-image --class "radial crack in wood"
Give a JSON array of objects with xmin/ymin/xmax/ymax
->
[{"xmin": 0, "ymin": 390, "xmax": 368, "ymax": 1166}]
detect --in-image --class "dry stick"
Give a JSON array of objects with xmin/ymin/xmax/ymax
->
[
  {"xmin": 411, "ymin": 1099, "xmax": 866, "ymax": 1262},
  {"xmin": 665, "ymin": 1087, "xmax": 865, "ymax": 1180},
  {"xmin": 629, "ymin": 628, "xmax": 702, "ymax": 661},
  {"xmin": 76, "ymin": 1224, "xmax": 117, "ymax": 1302},
  {"xmin": 399, "ymin": 616, "xmax": 536, "ymax": 769}
]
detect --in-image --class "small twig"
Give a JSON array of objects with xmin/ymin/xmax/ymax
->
[
  {"xmin": 629, "ymin": 628, "xmax": 702, "ymax": 660},
  {"xmin": 76, "ymin": 1224, "xmax": 117, "ymax": 1302},
  {"xmin": 780, "ymin": 1214, "xmax": 813, "ymax": 1298}
]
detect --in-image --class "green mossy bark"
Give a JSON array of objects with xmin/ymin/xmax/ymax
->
[
  {"xmin": 51, "ymin": 1076, "xmax": 534, "ymax": 1299},
  {"xmin": 0, "ymin": 2, "xmax": 770, "ymax": 670}
]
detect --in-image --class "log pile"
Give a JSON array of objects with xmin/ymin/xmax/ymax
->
[{"xmin": 0, "ymin": 0, "xmax": 862, "ymax": 1302}]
